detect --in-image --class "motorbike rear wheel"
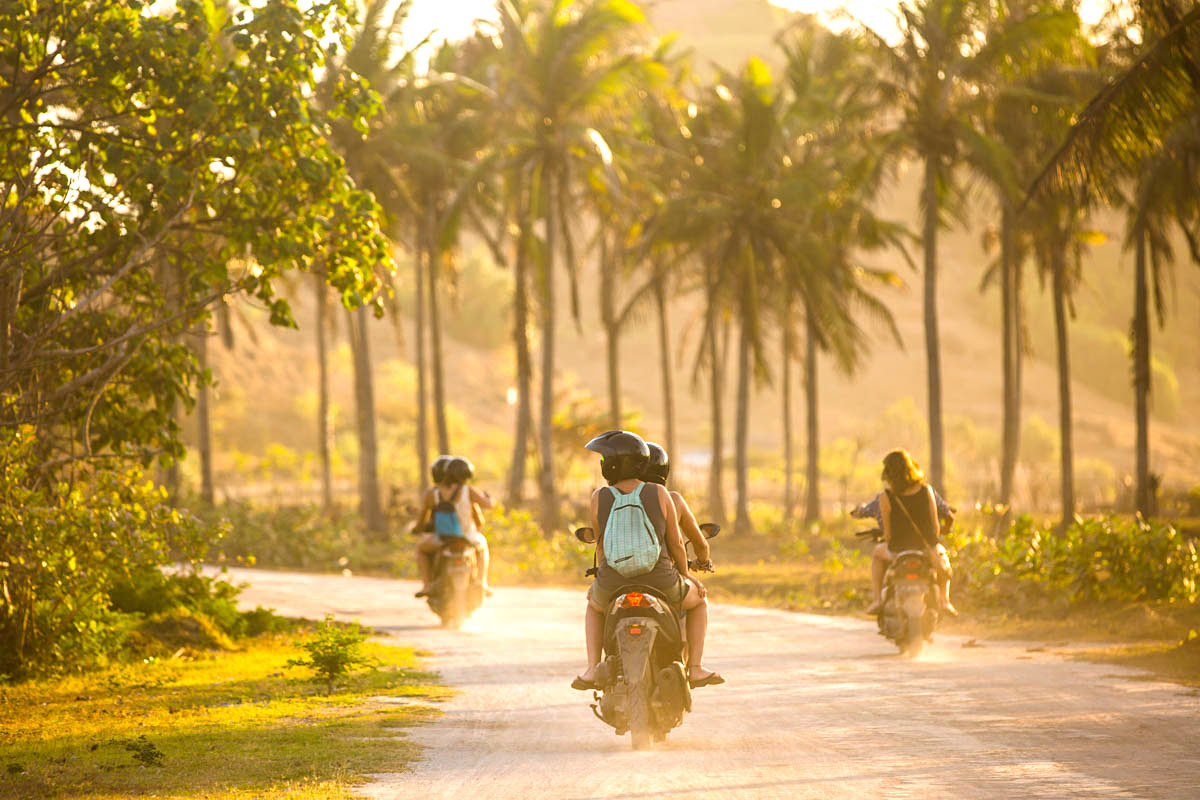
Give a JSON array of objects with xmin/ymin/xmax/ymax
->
[
  {"xmin": 904, "ymin": 610, "xmax": 924, "ymax": 657},
  {"xmin": 628, "ymin": 679, "xmax": 653, "ymax": 751}
]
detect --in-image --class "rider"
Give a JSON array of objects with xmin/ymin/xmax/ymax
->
[
  {"xmin": 414, "ymin": 455, "xmax": 493, "ymax": 598},
  {"xmin": 643, "ymin": 442, "xmax": 713, "ymax": 571},
  {"xmin": 572, "ymin": 430, "xmax": 722, "ymax": 691},
  {"xmin": 864, "ymin": 449, "xmax": 957, "ymax": 616}
]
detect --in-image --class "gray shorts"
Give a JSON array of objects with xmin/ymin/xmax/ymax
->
[{"xmin": 588, "ymin": 565, "xmax": 688, "ymax": 609}]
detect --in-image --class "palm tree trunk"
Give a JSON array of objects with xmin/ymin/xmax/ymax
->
[
  {"xmin": 314, "ymin": 272, "xmax": 333, "ymax": 510},
  {"xmin": 1133, "ymin": 225, "xmax": 1151, "ymax": 517},
  {"xmin": 600, "ymin": 236, "xmax": 620, "ymax": 429},
  {"xmin": 734, "ymin": 319, "xmax": 752, "ymax": 534},
  {"xmin": 196, "ymin": 324, "xmax": 214, "ymax": 505},
  {"xmin": 653, "ymin": 275, "xmax": 677, "ymax": 472},
  {"xmin": 804, "ymin": 310, "xmax": 819, "ymax": 524},
  {"xmin": 348, "ymin": 305, "xmax": 385, "ymax": 533},
  {"xmin": 782, "ymin": 317, "xmax": 794, "ymax": 522},
  {"xmin": 1051, "ymin": 245, "xmax": 1075, "ymax": 528},
  {"xmin": 508, "ymin": 192, "xmax": 533, "ymax": 506},
  {"xmin": 414, "ymin": 223, "xmax": 430, "ymax": 491},
  {"xmin": 538, "ymin": 175, "xmax": 558, "ymax": 533},
  {"xmin": 999, "ymin": 201, "xmax": 1020, "ymax": 506},
  {"xmin": 427, "ymin": 208, "xmax": 451, "ymax": 455},
  {"xmin": 923, "ymin": 157, "xmax": 945, "ymax": 491},
  {"xmin": 705, "ymin": 269, "xmax": 726, "ymax": 526}
]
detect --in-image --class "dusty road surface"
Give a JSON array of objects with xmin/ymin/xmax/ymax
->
[{"xmin": 225, "ymin": 568, "xmax": 1200, "ymax": 799}]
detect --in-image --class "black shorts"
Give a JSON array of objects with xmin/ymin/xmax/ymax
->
[{"xmin": 588, "ymin": 564, "xmax": 688, "ymax": 609}]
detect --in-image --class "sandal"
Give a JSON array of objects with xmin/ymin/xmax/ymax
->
[
  {"xmin": 688, "ymin": 671, "xmax": 725, "ymax": 689},
  {"xmin": 571, "ymin": 675, "xmax": 599, "ymax": 691}
]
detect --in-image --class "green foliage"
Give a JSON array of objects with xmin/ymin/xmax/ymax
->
[
  {"xmin": 947, "ymin": 514, "xmax": 1200, "ymax": 608},
  {"xmin": 486, "ymin": 506, "xmax": 594, "ymax": 583},
  {"xmin": 0, "ymin": 427, "xmax": 215, "ymax": 678},
  {"xmin": 123, "ymin": 735, "xmax": 166, "ymax": 768},
  {"xmin": 0, "ymin": 0, "xmax": 392, "ymax": 484},
  {"xmin": 287, "ymin": 615, "xmax": 374, "ymax": 691}
]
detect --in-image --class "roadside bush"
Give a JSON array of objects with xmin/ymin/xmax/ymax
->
[
  {"xmin": 287, "ymin": 615, "xmax": 373, "ymax": 692},
  {"xmin": 486, "ymin": 506, "xmax": 593, "ymax": 583},
  {"xmin": 947, "ymin": 514, "xmax": 1200, "ymax": 609},
  {"xmin": 0, "ymin": 427, "xmax": 215, "ymax": 679}
]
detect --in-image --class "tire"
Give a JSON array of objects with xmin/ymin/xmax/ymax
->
[
  {"xmin": 904, "ymin": 610, "xmax": 924, "ymax": 657},
  {"xmin": 628, "ymin": 679, "xmax": 653, "ymax": 751}
]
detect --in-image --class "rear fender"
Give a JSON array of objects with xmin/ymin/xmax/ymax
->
[
  {"xmin": 897, "ymin": 584, "xmax": 927, "ymax": 618},
  {"xmin": 615, "ymin": 618, "xmax": 659, "ymax": 685}
]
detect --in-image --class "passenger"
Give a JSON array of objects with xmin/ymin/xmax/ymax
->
[
  {"xmin": 853, "ymin": 479, "xmax": 956, "ymax": 616},
  {"xmin": 415, "ymin": 455, "xmax": 493, "ymax": 598},
  {"xmin": 643, "ymin": 442, "xmax": 713, "ymax": 571},
  {"xmin": 572, "ymin": 430, "xmax": 722, "ymax": 691},
  {"xmin": 864, "ymin": 449, "xmax": 957, "ymax": 616}
]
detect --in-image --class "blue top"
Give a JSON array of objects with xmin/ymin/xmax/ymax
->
[{"xmin": 854, "ymin": 489, "xmax": 953, "ymax": 531}]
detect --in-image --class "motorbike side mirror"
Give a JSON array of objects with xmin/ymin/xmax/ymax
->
[
  {"xmin": 699, "ymin": 523, "xmax": 721, "ymax": 539},
  {"xmin": 574, "ymin": 527, "xmax": 597, "ymax": 544}
]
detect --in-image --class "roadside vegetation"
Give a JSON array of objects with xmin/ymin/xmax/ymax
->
[{"xmin": 0, "ymin": 625, "xmax": 443, "ymax": 800}]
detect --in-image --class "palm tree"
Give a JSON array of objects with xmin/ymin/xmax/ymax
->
[
  {"xmin": 1031, "ymin": 2, "xmax": 1200, "ymax": 517},
  {"xmin": 865, "ymin": 0, "xmax": 1076, "ymax": 491},
  {"xmin": 492, "ymin": 0, "xmax": 649, "ymax": 532},
  {"xmin": 778, "ymin": 19, "xmax": 906, "ymax": 524}
]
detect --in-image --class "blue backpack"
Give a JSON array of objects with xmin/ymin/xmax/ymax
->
[
  {"xmin": 432, "ymin": 487, "xmax": 463, "ymax": 537},
  {"xmin": 603, "ymin": 483, "xmax": 661, "ymax": 578}
]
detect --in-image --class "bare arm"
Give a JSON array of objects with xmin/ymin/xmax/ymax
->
[
  {"xmin": 469, "ymin": 486, "xmax": 494, "ymax": 510},
  {"xmin": 925, "ymin": 486, "xmax": 940, "ymax": 548},
  {"xmin": 415, "ymin": 488, "xmax": 436, "ymax": 533},
  {"xmin": 590, "ymin": 488, "xmax": 602, "ymax": 562},
  {"xmin": 657, "ymin": 484, "xmax": 689, "ymax": 577},
  {"xmin": 671, "ymin": 490, "xmax": 710, "ymax": 562},
  {"xmin": 879, "ymin": 491, "xmax": 892, "ymax": 545}
]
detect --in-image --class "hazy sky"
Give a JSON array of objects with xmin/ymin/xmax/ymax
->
[{"xmin": 402, "ymin": 0, "xmax": 1116, "ymax": 47}]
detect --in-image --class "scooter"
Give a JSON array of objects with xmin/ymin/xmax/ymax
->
[
  {"xmin": 426, "ymin": 536, "xmax": 484, "ymax": 629},
  {"xmin": 856, "ymin": 528, "xmax": 939, "ymax": 657},
  {"xmin": 573, "ymin": 523, "xmax": 719, "ymax": 750}
]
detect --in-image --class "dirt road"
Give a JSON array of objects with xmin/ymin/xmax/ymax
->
[{"xmin": 225, "ymin": 568, "xmax": 1199, "ymax": 799}]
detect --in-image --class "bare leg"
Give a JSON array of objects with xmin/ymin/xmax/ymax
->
[
  {"xmin": 474, "ymin": 543, "xmax": 490, "ymax": 590},
  {"xmin": 580, "ymin": 601, "xmax": 605, "ymax": 682},
  {"xmin": 680, "ymin": 583, "xmax": 717, "ymax": 682},
  {"xmin": 416, "ymin": 536, "xmax": 438, "ymax": 594},
  {"xmin": 939, "ymin": 576, "xmax": 958, "ymax": 615},
  {"xmin": 868, "ymin": 543, "xmax": 889, "ymax": 611}
]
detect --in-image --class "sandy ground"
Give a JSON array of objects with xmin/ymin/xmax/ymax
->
[{"xmin": 224, "ymin": 568, "xmax": 1200, "ymax": 799}]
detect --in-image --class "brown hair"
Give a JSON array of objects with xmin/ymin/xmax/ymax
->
[{"xmin": 881, "ymin": 449, "xmax": 924, "ymax": 492}]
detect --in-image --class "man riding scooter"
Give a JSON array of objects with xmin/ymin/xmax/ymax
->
[{"xmin": 572, "ymin": 430, "xmax": 722, "ymax": 691}]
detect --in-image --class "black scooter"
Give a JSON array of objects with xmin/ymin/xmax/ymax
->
[
  {"xmin": 426, "ymin": 537, "xmax": 484, "ymax": 629},
  {"xmin": 573, "ymin": 523, "xmax": 719, "ymax": 750}
]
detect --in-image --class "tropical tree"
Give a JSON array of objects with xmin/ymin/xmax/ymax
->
[
  {"xmin": 865, "ymin": 0, "xmax": 1076, "ymax": 491},
  {"xmin": 1032, "ymin": 1, "xmax": 1200, "ymax": 517},
  {"xmin": 491, "ymin": 0, "xmax": 651, "ymax": 531}
]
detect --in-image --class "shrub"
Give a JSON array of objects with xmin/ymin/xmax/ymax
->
[
  {"xmin": 486, "ymin": 506, "xmax": 594, "ymax": 583},
  {"xmin": 287, "ymin": 615, "xmax": 373, "ymax": 691},
  {"xmin": 0, "ymin": 427, "xmax": 214, "ymax": 679},
  {"xmin": 946, "ymin": 513, "xmax": 1200, "ymax": 609}
]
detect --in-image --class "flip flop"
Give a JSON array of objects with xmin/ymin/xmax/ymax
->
[
  {"xmin": 414, "ymin": 589, "xmax": 430, "ymax": 598},
  {"xmin": 688, "ymin": 672, "xmax": 725, "ymax": 689},
  {"xmin": 571, "ymin": 676, "xmax": 599, "ymax": 691}
]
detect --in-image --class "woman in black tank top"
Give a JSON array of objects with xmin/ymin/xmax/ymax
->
[{"xmin": 866, "ymin": 449, "xmax": 956, "ymax": 616}]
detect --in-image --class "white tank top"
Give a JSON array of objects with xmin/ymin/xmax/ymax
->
[{"xmin": 438, "ymin": 484, "xmax": 478, "ymax": 536}]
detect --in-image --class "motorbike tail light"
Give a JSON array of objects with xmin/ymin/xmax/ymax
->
[
  {"xmin": 905, "ymin": 573, "xmax": 919, "ymax": 580},
  {"xmin": 454, "ymin": 559, "xmax": 465, "ymax": 566},
  {"xmin": 628, "ymin": 625, "xmax": 643, "ymax": 635},
  {"xmin": 620, "ymin": 592, "xmax": 646, "ymax": 608}
]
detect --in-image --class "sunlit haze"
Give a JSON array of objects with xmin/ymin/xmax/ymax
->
[{"xmin": 403, "ymin": 0, "xmax": 1118, "ymax": 46}]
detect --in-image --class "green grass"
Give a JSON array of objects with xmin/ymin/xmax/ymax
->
[{"xmin": 0, "ymin": 635, "xmax": 446, "ymax": 800}]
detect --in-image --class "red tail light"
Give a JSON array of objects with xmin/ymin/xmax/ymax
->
[
  {"xmin": 620, "ymin": 592, "xmax": 646, "ymax": 608},
  {"xmin": 628, "ymin": 625, "xmax": 643, "ymax": 635},
  {"xmin": 905, "ymin": 573, "xmax": 919, "ymax": 580}
]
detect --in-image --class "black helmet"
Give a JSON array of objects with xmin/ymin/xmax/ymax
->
[
  {"xmin": 585, "ymin": 430, "xmax": 650, "ymax": 484},
  {"xmin": 644, "ymin": 442, "xmax": 670, "ymax": 485},
  {"xmin": 431, "ymin": 455, "xmax": 452, "ymax": 484},
  {"xmin": 444, "ymin": 456, "xmax": 475, "ymax": 484}
]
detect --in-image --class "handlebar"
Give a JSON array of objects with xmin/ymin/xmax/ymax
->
[{"xmin": 688, "ymin": 559, "xmax": 714, "ymax": 573}]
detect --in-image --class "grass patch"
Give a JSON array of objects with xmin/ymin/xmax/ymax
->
[
  {"xmin": 1067, "ymin": 634, "xmax": 1200, "ymax": 688},
  {"xmin": 0, "ymin": 634, "xmax": 446, "ymax": 800}
]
